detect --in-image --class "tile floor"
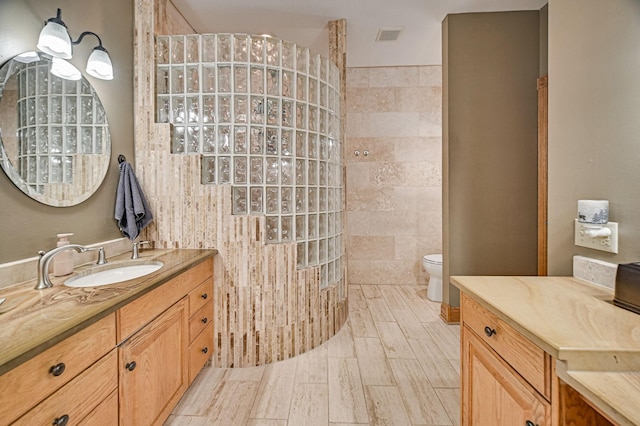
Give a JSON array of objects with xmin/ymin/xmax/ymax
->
[{"xmin": 166, "ymin": 284, "xmax": 461, "ymax": 425}]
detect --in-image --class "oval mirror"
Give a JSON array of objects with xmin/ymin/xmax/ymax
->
[{"xmin": 0, "ymin": 52, "xmax": 110, "ymax": 207}]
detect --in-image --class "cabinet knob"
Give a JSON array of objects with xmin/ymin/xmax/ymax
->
[
  {"xmin": 201, "ymin": 293, "xmax": 208, "ymax": 300},
  {"xmin": 49, "ymin": 363, "xmax": 66, "ymax": 377},
  {"xmin": 484, "ymin": 326, "xmax": 496, "ymax": 337},
  {"xmin": 125, "ymin": 361, "xmax": 137, "ymax": 371},
  {"xmin": 201, "ymin": 317, "xmax": 208, "ymax": 324},
  {"xmin": 53, "ymin": 414, "xmax": 69, "ymax": 426},
  {"xmin": 202, "ymin": 347, "xmax": 208, "ymax": 354},
  {"xmin": 525, "ymin": 421, "xmax": 537, "ymax": 426}
]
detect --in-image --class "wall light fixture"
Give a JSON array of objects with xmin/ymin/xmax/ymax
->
[{"xmin": 36, "ymin": 8, "xmax": 113, "ymax": 80}]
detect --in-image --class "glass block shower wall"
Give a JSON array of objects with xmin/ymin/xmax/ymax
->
[{"xmin": 155, "ymin": 34, "xmax": 343, "ymax": 289}]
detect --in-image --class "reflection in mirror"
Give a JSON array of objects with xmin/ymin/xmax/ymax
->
[{"xmin": 0, "ymin": 52, "xmax": 110, "ymax": 207}]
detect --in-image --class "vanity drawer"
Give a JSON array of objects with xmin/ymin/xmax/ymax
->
[
  {"xmin": 189, "ymin": 277, "xmax": 213, "ymax": 317},
  {"xmin": 0, "ymin": 313, "xmax": 116, "ymax": 425},
  {"xmin": 79, "ymin": 390, "xmax": 118, "ymax": 426},
  {"xmin": 13, "ymin": 349, "xmax": 117, "ymax": 425},
  {"xmin": 189, "ymin": 322, "xmax": 213, "ymax": 383},
  {"xmin": 461, "ymin": 293, "xmax": 551, "ymax": 399},
  {"xmin": 189, "ymin": 300, "xmax": 213, "ymax": 343}
]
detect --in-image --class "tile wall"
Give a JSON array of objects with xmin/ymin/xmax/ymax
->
[{"xmin": 345, "ymin": 66, "xmax": 442, "ymax": 285}]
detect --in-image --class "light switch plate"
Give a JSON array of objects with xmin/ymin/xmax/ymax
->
[{"xmin": 574, "ymin": 219, "xmax": 618, "ymax": 253}]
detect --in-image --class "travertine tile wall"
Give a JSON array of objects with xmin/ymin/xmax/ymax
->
[{"xmin": 345, "ymin": 66, "xmax": 442, "ymax": 286}]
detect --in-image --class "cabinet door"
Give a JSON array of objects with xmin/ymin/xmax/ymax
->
[
  {"xmin": 462, "ymin": 326, "xmax": 550, "ymax": 426},
  {"xmin": 119, "ymin": 299, "xmax": 188, "ymax": 426}
]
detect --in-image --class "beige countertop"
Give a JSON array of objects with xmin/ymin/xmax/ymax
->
[
  {"xmin": 451, "ymin": 275, "xmax": 640, "ymax": 426},
  {"xmin": 0, "ymin": 248, "xmax": 215, "ymax": 375}
]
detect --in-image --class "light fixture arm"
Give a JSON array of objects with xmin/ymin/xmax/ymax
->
[
  {"xmin": 45, "ymin": 8, "xmax": 66, "ymax": 27},
  {"xmin": 72, "ymin": 31, "xmax": 104, "ymax": 48}
]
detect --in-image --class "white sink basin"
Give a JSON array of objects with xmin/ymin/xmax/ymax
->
[{"xmin": 64, "ymin": 261, "xmax": 163, "ymax": 288}]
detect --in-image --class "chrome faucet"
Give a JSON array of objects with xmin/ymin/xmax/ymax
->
[
  {"xmin": 131, "ymin": 241, "xmax": 151, "ymax": 259},
  {"xmin": 35, "ymin": 245, "xmax": 108, "ymax": 290}
]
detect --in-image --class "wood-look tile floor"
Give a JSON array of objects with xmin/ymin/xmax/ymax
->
[{"xmin": 166, "ymin": 285, "xmax": 461, "ymax": 426}]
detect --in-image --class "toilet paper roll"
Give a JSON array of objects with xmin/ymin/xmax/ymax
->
[{"xmin": 578, "ymin": 200, "xmax": 609, "ymax": 224}]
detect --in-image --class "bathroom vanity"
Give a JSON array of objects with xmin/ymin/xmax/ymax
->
[
  {"xmin": 0, "ymin": 248, "xmax": 215, "ymax": 426},
  {"xmin": 451, "ymin": 275, "xmax": 640, "ymax": 426}
]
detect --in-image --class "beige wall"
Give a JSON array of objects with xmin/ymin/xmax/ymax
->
[
  {"xmin": 0, "ymin": 0, "xmax": 133, "ymax": 262},
  {"xmin": 345, "ymin": 66, "xmax": 443, "ymax": 286},
  {"xmin": 547, "ymin": 0, "xmax": 640, "ymax": 274},
  {"xmin": 443, "ymin": 11, "xmax": 540, "ymax": 306}
]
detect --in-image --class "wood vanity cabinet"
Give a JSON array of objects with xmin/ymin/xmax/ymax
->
[
  {"xmin": 461, "ymin": 293, "xmax": 552, "ymax": 426},
  {"xmin": 117, "ymin": 258, "xmax": 213, "ymax": 426}
]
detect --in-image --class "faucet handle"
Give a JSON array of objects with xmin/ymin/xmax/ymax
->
[
  {"xmin": 86, "ymin": 247, "xmax": 108, "ymax": 265},
  {"xmin": 131, "ymin": 241, "xmax": 151, "ymax": 259}
]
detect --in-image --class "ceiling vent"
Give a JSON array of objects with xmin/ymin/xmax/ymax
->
[{"xmin": 375, "ymin": 27, "xmax": 403, "ymax": 42}]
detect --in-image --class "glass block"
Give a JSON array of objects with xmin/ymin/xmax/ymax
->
[
  {"xmin": 319, "ymin": 239, "xmax": 327, "ymax": 262},
  {"xmin": 251, "ymin": 37, "xmax": 265, "ymax": 63},
  {"xmin": 186, "ymin": 66, "xmax": 199, "ymax": 93},
  {"xmin": 319, "ymin": 187, "xmax": 327, "ymax": 210},
  {"xmin": 250, "ymin": 187, "xmax": 263, "ymax": 213},
  {"xmin": 281, "ymin": 41, "xmax": 294, "ymax": 68},
  {"xmin": 295, "ymin": 159, "xmax": 306, "ymax": 185},
  {"xmin": 281, "ymin": 216, "xmax": 292, "ymax": 242},
  {"xmin": 320, "ymin": 108, "xmax": 328, "ymax": 134},
  {"xmin": 295, "ymin": 187, "xmax": 306, "ymax": 213},
  {"xmin": 234, "ymin": 126, "xmax": 247, "ymax": 153},
  {"xmin": 282, "ymin": 70, "xmax": 293, "ymax": 98},
  {"xmin": 186, "ymin": 126, "xmax": 200, "ymax": 153},
  {"xmin": 80, "ymin": 79, "xmax": 91, "ymax": 95},
  {"xmin": 308, "ymin": 240, "xmax": 318, "ymax": 265},
  {"xmin": 308, "ymin": 106, "xmax": 318, "ymax": 132},
  {"xmin": 281, "ymin": 187, "xmax": 292, "ymax": 214},
  {"xmin": 296, "ymin": 215, "xmax": 306, "ymax": 240},
  {"xmin": 308, "ymin": 187, "xmax": 318, "ymax": 212},
  {"xmin": 50, "ymin": 75, "xmax": 63, "ymax": 94},
  {"xmin": 321, "ymin": 136, "xmax": 331, "ymax": 160},
  {"xmin": 281, "ymin": 158, "xmax": 293, "ymax": 185},
  {"xmin": 250, "ymin": 157, "xmax": 263, "ymax": 184},
  {"xmin": 156, "ymin": 36, "xmax": 170, "ymax": 64},
  {"xmin": 266, "ymin": 216, "xmax": 279, "ymax": 242},
  {"xmin": 202, "ymin": 156, "xmax": 216, "ymax": 184},
  {"xmin": 171, "ymin": 66, "xmax": 185, "ymax": 94},
  {"xmin": 202, "ymin": 96, "xmax": 215, "ymax": 123},
  {"xmin": 308, "ymin": 134, "xmax": 318, "ymax": 159},
  {"xmin": 235, "ymin": 95, "xmax": 248, "ymax": 123},
  {"xmin": 50, "ymin": 96, "xmax": 62, "ymax": 123},
  {"xmin": 217, "ymin": 65, "xmax": 231, "ymax": 92},
  {"xmin": 80, "ymin": 96, "xmax": 93, "ymax": 124},
  {"xmin": 295, "ymin": 131, "xmax": 306, "ymax": 157},
  {"xmin": 309, "ymin": 78, "xmax": 318, "ymax": 104},
  {"xmin": 296, "ymin": 46, "xmax": 308, "ymax": 73},
  {"xmin": 233, "ymin": 186, "xmax": 247, "ymax": 214},
  {"xmin": 217, "ymin": 34, "xmax": 231, "ymax": 62},
  {"xmin": 281, "ymin": 130, "xmax": 292, "ymax": 156},
  {"xmin": 296, "ymin": 242, "xmax": 306, "ymax": 267},
  {"xmin": 27, "ymin": 98, "xmax": 36, "ymax": 125},
  {"xmin": 266, "ymin": 98, "xmax": 280, "ymax": 126},
  {"xmin": 172, "ymin": 96, "xmax": 185, "ymax": 123},
  {"xmin": 50, "ymin": 127, "xmax": 62, "ymax": 153},
  {"xmin": 63, "ymin": 156, "xmax": 73, "ymax": 182},
  {"xmin": 309, "ymin": 53, "xmax": 319, "ymax": 78},
  {"xmin": 250, "ymin": 127, "xmax": 264, "ymax": 154},
  {"xmin": 202, "ymin": 126, "xmax": 215, "ymax": 152},
  {"xmin": 296, "ymin": 75, "xmax": 307, "ymax": 101},
  {"xmin": 319, "ymin": 213, "xmax": 327, "ymax": 238},
  {"xmin": 218, "ymin": 156, "xmax": 231, "ymax": 183},
  {"xmin": 172, "ymin": 126, "xmax": 185, "ymax": 153},
  {"xmin": 265, "ymin": 127, "xmax": 278, "ymax": 155},
  {"xmin": 320, "ymin": 56, "xmax": 328, "ymax": 81},
  {"xmin": 217, "ymin": 126, "xmax": 231, "ymax": 154},
  {"xmin": 65, "ymin": 128, "xmax": 77, "ymax": 153},
  {"xmin": 94, "ymin": 129, "xmax": 103, "ymax": 153},
  {"xmin": 202, "ymin": 65, "xmax": 215, "ymax": 92},
  {"xmin": 38, "ymin": 156, "xmax": 49, "ymax": 182},
  {"xmin": 328, "ymin": 212, "xmax": 336, "ymax": 236},
  {"xmin": 265, "ymin": 157, "xmax": 279, "ymax": 184},
  {"xmin": 250, "ymin": 96, "xmax": 264, "ymax": 124},
  {"xmin": 37, "ymin": 127, "xmax": 49, "ymax": 153},
  {"xmin": 320, "ymin": 264, "xmax": 328, "ymax": 288},
  {"xmin": 328, "ymin": 187, "xmax": 335, "ymax": 211},
  {"xmin": 234, "ymin": 156, "xmax": 247, "ymax": 184},
  {"xmin": 266, "ymin": 38, "xmax": 279, "ymax": 66},
  {"xmin": 234, "ymin": 65, "xmax": 248, "ymax": 92},
  {"xmin": 81, "ymin": 127, "xmax": 93, "ymax": 152},
  {"xmin": 282, "ymin": 100, "xmax": 293, "ymax": 127},
  {"xmin": 266, "ymin": 186, "xmax": 279, "ymax": 213},
  {"xmin": 156, "ymin": 67, "xmax": 169, "ymax": 94},
  {"xmin": 202, "ymin": 34, "xmax": 216, "ymax": 62},
  {"xmin": 267, "ymin": 68, "xmax": 279, "ymax": 96},
  {"xmin": 234, "ymin": 34, "xmax": 249, "ymax": 62},
  {"xmin": 217, "ymin": 95, "xmax": 231, "ymax": 122},
  {"xmin": 186, "ymin": 35, "xmax": 199, "ymax": 62},
  {"xmin": 250, "ymin": 67, "xmax": 264, "ymax": 94},
  {"xmin": 171, "ymin": 36, "xmax": 184, "ymax": 63},
  {"xmin": 157, "ymin": 96, "xmax": 170, "ymax": 123},
  {"xmin": 295, "ymin": 103, "xmax": 306, "ymax": 129},
  {"xmin": 187, "ymin": 96, "xmax": 199, "ymax": 123}
]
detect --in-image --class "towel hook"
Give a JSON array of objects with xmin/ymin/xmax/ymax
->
[{"xmin": 118, "ymin": 154, "xmax": 126, "ymax": 164}]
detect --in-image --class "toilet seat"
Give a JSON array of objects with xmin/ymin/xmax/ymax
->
[{"xmin": 423, "ymin": 254, "xmax": 442, "ymax": 265}]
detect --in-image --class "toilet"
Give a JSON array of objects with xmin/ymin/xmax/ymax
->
[{"xmin": 422, "ymin": 254, "xmax": 443, "ymax": 302}]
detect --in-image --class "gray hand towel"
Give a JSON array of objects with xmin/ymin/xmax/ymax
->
[{"xmin": 114, "ymin": 161, "xmax": 153, "ymax": 241}]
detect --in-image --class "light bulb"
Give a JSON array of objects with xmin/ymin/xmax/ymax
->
[
  {"xmin": 86, "ymin": 47, "xmax": 113, "ymax": 80},
  {"xmin": 37, "ymin": 21, "xmax": 72, "ymax": 59},
  {"xmin": 50, "ymin": 57, "xmax": 81, "ymax": 80}
]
